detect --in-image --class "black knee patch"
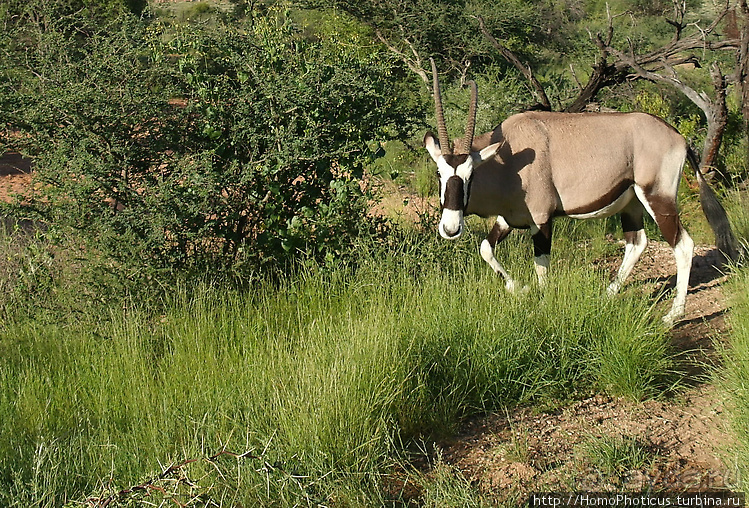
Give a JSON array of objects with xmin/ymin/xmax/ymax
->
[
  {"xmin": 488, "ymin": 222, "xmax": 511, "ymax": 247},
  {"xmin": 621, "ymin": 212, "xmax": 644, "ymax": 233},
  {"xmin": 532, "ymin": 223, "xmax": 552, "ymax": 257}
]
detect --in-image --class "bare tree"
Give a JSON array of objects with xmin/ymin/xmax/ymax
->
[
  {"xmin": 477, "ymin": 1, "xmax": 740, "ymax": 175},
  {"xmin": 595, "ymin": 1, "xmax": 737, "ymax": 175},
  {"xmin": 734, "ymin": 0, "xmax": 749, "ymax": 144},
  {"xmin": 361, "ymin": 0, "xmax": 743, "ymax": 174},
  {"xmin": 375, "ymin": 29, "xmax": 429, "ymax": 84}
]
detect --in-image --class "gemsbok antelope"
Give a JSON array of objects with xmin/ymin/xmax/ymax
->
[{"xmin": 425, "ymin": 59, "xmax": 738, "ymax": 325}]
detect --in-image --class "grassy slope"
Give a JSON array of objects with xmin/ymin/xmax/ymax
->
[
  {"xmin": 721, "ymin": 264, "xmax": 749, "ymax": 489},
  {"xmin": 0, "ymin": 225, "xmax": 674, "ymax": 505}
]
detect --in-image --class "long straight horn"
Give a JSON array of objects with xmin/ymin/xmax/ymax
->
[
  {"xmin": 459, "ymin": 80, "xmax": 478, "ymax": 154},
  {"xmin": 430, "ymin": 58, "xmax": 451, "ymax": 154}
]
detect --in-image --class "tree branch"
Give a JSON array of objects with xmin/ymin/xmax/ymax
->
[
  {"xmin": 374, "ymin": 29, "xmax": 428, "ymax": 84},
  {"xmin": 474, "ymin": 15, "xmax": 552, "ymax": 111}
]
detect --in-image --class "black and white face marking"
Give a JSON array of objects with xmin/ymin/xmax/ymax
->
[
  {"xmin": 424, "ymin": 132, "xmax": 502, "ymax": 240},
  {"xmin": 437, "ymin": 154, "xmax": 473, "ymax": 240}
]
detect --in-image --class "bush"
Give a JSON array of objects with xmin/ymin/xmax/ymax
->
[
  {"xmin": 0, "ymin": 0, "xmax": 148, "ymax": 26},
  {"xmin": 1, "ymin": 12, "xmax": 416, "ymax": 282}
]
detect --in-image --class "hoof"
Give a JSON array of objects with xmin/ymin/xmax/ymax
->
[
  {"xmin": 505, "ymin": 280, "xmax": 530, "ymax": 295},
  {"xmin": 662, "ymin": 311, "xmax": 684, "ymax": 327},
  {"xmin": 606, "ymin": 282, "xmax": 620, "ymax": 297}
]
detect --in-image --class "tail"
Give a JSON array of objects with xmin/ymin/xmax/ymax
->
[{"xmin": 686, "ymin": 147, "xmax": 739, "ymax": 261}]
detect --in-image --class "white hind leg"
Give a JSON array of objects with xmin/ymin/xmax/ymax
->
[
  {"xmin": 663, "ymin": 229, "xmax": 694, "ymax": 326},
  {"xmin": 634, "ymin": 183, "xmax": 694, "ymax": 326}
]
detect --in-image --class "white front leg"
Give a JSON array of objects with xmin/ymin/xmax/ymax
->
[
  {"xmin": 530, "ymin": 222, "xmax": 552, "ymax": 288},
  {"xmin": 480, "ymin": 239, "xmax": 519, "ymax": 292},
  {"xmin": 534, "ymin": 254, "xmax": 550, "ymax": 288}
]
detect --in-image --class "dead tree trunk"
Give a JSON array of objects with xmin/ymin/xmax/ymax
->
[
  {"xmin": 736, "ymin": 0, "xmax": 749, "ymax": 158},
  {"xmin": 607, "ymin": 43, "xmax": 730, "ymax": 176}
]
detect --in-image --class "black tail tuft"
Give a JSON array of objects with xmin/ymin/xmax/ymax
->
[{"xmin": 687, "ymin": 147, "xmax": 739, "ymax": 262}]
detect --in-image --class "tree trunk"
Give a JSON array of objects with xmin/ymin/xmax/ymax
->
[
  {"xmin": 738, "ymin": 0, "xmax": 749, "ymax": 160},
  {"xmin": 701, "ymin": 65, "xmax": 729, "ymax": 176}
]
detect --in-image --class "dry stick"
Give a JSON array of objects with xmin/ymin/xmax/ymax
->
[{"xmin": 374, "ymin": 29, "xmax": 428, "ymax": 84}]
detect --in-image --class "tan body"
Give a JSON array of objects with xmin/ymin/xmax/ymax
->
[
  {"xmin": 425, "ymin": 60, "xmax": 736, "ymax": 325},
  {"xmin": 467, "ymin": 111, "xmax": 684, "ymax": 236}
]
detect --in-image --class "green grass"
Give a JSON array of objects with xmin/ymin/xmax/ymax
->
[
  {"xmin": 719, "ymin": 265, "xmax": 749, "ymax": 489},
  {"xmin": 724, "ymin": 188, "xmax": 749, "ymax": 250},
  {"xmin": 718, "ymin": 191, "xmax": 749, "ymax": 490},
  {"xmin": 579, "ymin": 434, "xmax": 655, "ymax": 477},
  {"xmin": 0, "ymin": 226, "xmax": 674, "ymax": 505}
]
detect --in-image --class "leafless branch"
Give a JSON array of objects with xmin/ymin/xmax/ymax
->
[
  {"xmin": 374, "ymin": 29, "xmax": 428, "ymax": 84},
  {"xmin": 458, "ymin": 59, "xmax": 472, "ymax": 87},
  {"xmin": 474, "ymin": 15, "xmax": 552, "ymax": 110}
]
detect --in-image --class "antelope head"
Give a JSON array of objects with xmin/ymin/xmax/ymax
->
[{"xmin": 424, "ymin": 59, "xmax": 500, "ymax": 240}]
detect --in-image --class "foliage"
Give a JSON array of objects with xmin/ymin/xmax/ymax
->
[
  {"xmin": 298, "ymin": 0, "xmax": 548, "ymax": 78},
  {"xmin": 0, "ymin": 0, "xmax": 148, "ymax": 26},
  {"xmin": 0, "ymin": 11, "xmax": 417, "ymax": 281}
]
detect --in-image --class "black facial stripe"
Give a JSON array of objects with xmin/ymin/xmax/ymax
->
[
  {"xmin": 443, "ymin": 175, "xmax": 464, "ymax": 211},
  {"xmin": 465, "ymin": 174, "xmax": 473, "ymax": 208}
]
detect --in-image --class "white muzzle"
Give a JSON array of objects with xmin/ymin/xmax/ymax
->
[{"xmin": 439, "ymin": 209, "xmax": 464, "ymax": 239}]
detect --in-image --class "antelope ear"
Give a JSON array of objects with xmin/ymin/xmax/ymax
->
[
  {"xmin": 472, "ymin": 142, "xmax": 502, "ymax": 166},
  {"xmin": 424, "ymin": 131, "xmax": 442, "ymax": 163}
]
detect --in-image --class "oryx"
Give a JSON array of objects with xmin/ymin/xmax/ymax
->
[{"xmin": 425, "ymin": 59, "xmax": 737, "ymax": 325}]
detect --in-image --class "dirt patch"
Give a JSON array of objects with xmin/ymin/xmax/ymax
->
[
  {"xmin": 441, "ymin": 385, "xmax": 731, "ymax": 502},
  {"xmin": 0, "ymin": 152, "xmax": 33, "ymax": 203}
]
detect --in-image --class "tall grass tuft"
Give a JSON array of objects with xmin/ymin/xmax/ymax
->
[
  {"xmin": 0, "ymin": 230, "xmax": 673, "ymax": 505},
  {"xmin": 723, "ymin": 189, "xmax": 749, "ymax": 248}
]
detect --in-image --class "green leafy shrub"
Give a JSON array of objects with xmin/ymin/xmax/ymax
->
[
  {"xmin": 1, "ymin": 12, "xmax": 414, "ymax": 282},
  {"xmin": 0, "ymin": 0, "xmax": 148, "ymax": 26}
]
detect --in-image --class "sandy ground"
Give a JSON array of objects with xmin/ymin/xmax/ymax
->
[{"xmin": 0, "ymin": 152, "xmax": 33, "ymax": 203}]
